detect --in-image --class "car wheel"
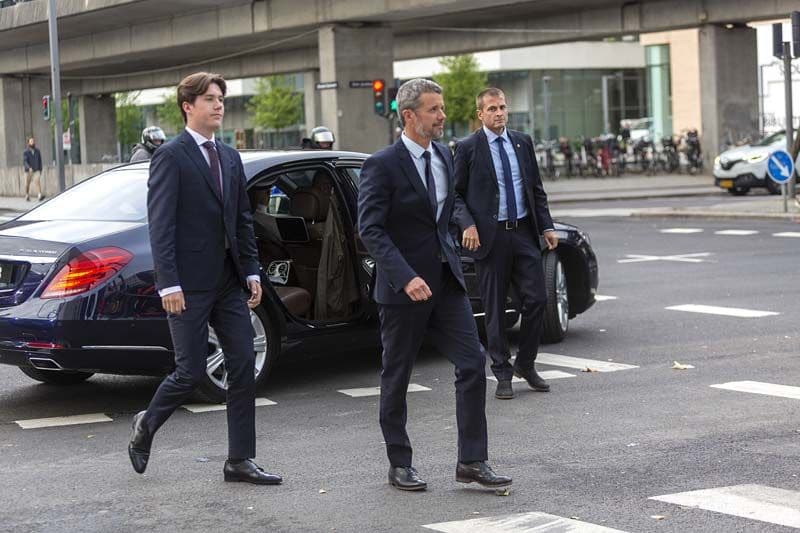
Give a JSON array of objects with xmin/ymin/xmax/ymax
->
[
  {"xmin": 542, "ymin": 251, "xmax": 569, "ymax": 344},
  {"xmin": 765, "ymin": 177, "xmax": 781, "ymax": 195},
  {"xmin": 727, "ymin": 186, "xmax": 750, "ymax": 196},
  {"xmin": 196, "ymin": 306, "xmax": 279, "ymax": 403},
  {"xmin": 18, "ymin": 366, "xmax": 93, "ymax": 385}
]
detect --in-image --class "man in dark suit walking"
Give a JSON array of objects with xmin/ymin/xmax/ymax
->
[
  {"xmin": 358, "ymin": 78, "xmax": 511, "ymax": 492},
  {"xmin": 454, "ymin": 88, "xmax": 558, "ymax": 400},
  {"xmin": 128, "ymin": 72, "xmax": 281, "ymax": 485}
]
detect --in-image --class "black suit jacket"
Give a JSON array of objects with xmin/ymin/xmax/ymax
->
[
  {"xmin": 453, "ymin": 128, "xmax": 554, "ymax": 260},
  {"xmin": 147, "ymin": 129, "xmax": 258, "ymax": 293},
  {"xmin": 358, "ymin": 138, "xmax": 465, "ymax": 305}
]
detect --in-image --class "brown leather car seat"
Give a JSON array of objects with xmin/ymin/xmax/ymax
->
[{"xmin": 273, "ymin": 286, "xmax": 312, "ymax": 318}]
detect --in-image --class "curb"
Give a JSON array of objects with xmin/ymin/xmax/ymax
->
[
  {"xmin": 631, "ymin": 209, "xmax": 800, "ymax": 222},
  {"xmin": 549, "ymin": 188, "xmax": 721, "ymax": 204}
]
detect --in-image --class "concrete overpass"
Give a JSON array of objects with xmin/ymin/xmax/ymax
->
[{"xmin": 1, "ymin": 0, "xmax": 797, "ymax": 166}]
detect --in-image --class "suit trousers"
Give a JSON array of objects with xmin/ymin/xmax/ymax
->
[
  {"xmin": 377, "ymin": 264, "xmax": 488, "ymax": 467},
  {"xmin": 476, "ymin": 217, "xmax": 547, "ymax": 381},
  {"xmin": 143, "ymin": 255, "xmax": 257, "ymax": 459}
]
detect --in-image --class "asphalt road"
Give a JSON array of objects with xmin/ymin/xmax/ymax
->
[{"xmin": 0, "ymin": 209, "xmax": 798, "ymax": 532}]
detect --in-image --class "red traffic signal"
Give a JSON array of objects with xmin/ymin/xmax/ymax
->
[
  {"xmin": 372, "ymin": 79, "xmax": 385, "ymax": 92},
  {"xmin": 373, "ymin": 79, "xmax": 386, "ymax": 115},
  {"xmin": 42, "ymin": 95, "xmax": 51, "ymax": 121}
]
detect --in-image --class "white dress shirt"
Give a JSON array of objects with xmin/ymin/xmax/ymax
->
[{"xmin": 400, "ymin": 133, "xmax": 448, "ymax": 222}]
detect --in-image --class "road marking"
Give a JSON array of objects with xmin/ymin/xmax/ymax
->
[
  {"xmin": 665, "ymin": 304, "xmax": 779, "ymax": 318},
  {"xmin": 715, "ymin": 229, "xmax": 759, "ymax": 236},
  {"xmin": 182, "ymin": 398, "xmax": 277, "ymax": 413},
  {"xmin": 423, "ymin": 512, "xmax": 628, "ymax": 532},
  {"xmin": 15, "ymin": 413, "xmax": 112, "ymax": 429},
  {"xmin": 618, "ymin": 252, "xmax": 712, "ymax": 264},
  {"xmin": 710, "ymin": 381, "xmax": 800, "ymax": 400},
  {"xmin": 594, "ymin": 295, "xmax": 618, "ymax": 301},
  {"xmin": 774, "ymin": 232, "xmax": 800, "ymax": 238},
  {"xmin": 660, "ymin": 228, "xmax": 704, "ymax": 234},
  {"xmin": 537, "ymin": 353, "xmax": 638, "ymax": 372},
  {"xmin": 550, "ymin": 208, "xmax": 637, "ymax": 218},
  {"xmin": 337, "ymin": 383, "xmax": 431, "ymax": 398},
  {"xmin": 650, "ymin": 484, "xmax": 800, "ymax": 529},
  {"xmin": 487, "ymin": 370, "xmax": 575, "ymax": 383}
]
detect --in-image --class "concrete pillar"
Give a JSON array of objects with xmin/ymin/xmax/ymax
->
[
  {"xmin": 317, "ymin": 25, "xmax": 394, "ymax": 153},
  {"xmin": 1, "ymin": 76, "xmax": 54, "ymax": 169},
  {"xmin": 78, "ymin": 94, "xmax": 117, "ymax": 164},
  {"xmin": 303, "ymin": 70, "xmax": 321, "ymax": 138},
  {"xmin": 699, "ymin": 24, "xmax": 758, "ymax": 164}
]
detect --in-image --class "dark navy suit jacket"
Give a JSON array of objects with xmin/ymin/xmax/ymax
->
[
  {"xmin": 453, "ymin": 128, "xmax": 554, "ymax": 260},
  {"xmin": 147, "ymin": 129, "xmax": 258, "ymax": 293},
  {"xmin": 358, "ymin": 138, "xmax": 465, "ymax": 305}
]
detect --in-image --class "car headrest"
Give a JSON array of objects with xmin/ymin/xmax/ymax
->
[{"xmin": 290, "ymin": 190, "xmax": 321, "ymax": 221}]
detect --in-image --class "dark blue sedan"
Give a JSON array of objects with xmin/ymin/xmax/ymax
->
[{"xmin": 0, "ymin": 150, "xmax": 598, "ymax": 402}]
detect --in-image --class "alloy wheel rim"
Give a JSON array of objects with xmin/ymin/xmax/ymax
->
[
  {"xmin": 206, "ymin": 310, "xmax": 268, "ymax": 391},
  {"xmin": 555, "ymin": 259, "xmax": 569, "ymax": 332}
]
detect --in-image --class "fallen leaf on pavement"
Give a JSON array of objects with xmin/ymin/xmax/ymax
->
[
  {"xmin": 495, "ymin": 488, "xmax": 510, "ymax": 496},
  {"xmin": 671, "ymin": 361, "xmax": 695, "ymax": 370},
  {"xmin": 582, "ymin": 367, "xmax": 599, "ymax": 373},
  {"xmin": 651, "ymin": 515, "xmax": 667, "ymax": 520},
  {"xmin": 319, "ymin": 489, "xmax": 327, "ymax": 494}
]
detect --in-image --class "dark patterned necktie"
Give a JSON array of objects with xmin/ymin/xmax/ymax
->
[
  {"xmin": 495, "ymin": 136, "xmax": 517, "ymax": 222},
  {"xmin": 422, "ymin": 151, "xmax": 438, "ymax": 218},
  {"xmin": 202, "ymin": 140, "xmax": 222, "ymax": 200}
]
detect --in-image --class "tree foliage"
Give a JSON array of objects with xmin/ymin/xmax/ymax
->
[
  {"xmin": 156, "ymin": 97, "xmax": 185, "ymax": 135},
  {"xmin": 115, "ymin": 91, "xmax": 143, "ymax": 150},
  {"xmin": 247, "ymin": 76, "xmax": 303, "ymax": 131},
  {"xmin": 433, "ymin": 55, "xmax": 487, "ymax": 126}
]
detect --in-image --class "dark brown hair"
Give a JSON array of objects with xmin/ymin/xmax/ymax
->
[
  {"xmin": 176, "ymin": 72, "xmax": 227, "ymax": 123},
  {"xmin": 476, "ymin": 87, "xmax": 505, "ymax": 111}
]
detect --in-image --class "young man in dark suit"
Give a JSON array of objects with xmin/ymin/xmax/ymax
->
[
  {"xmin": 358, "ymin": 78, "xmax": 511, "ymax": 492},
  {"xmin": 128, "ymin": 72, "xmax": 281, "ymax": 485},
  {"xmin": 454, "ymin": 88, "xmax": 558, "ymax": 400}
]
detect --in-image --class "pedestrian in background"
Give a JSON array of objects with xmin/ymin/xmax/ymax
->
[
  {"xmin": 22, "ymin": 137, "xmax": 43, "ymax": 202},
  {"xmin": 454, "ymin": 87, "xmax": 558, "ymax": 400}
]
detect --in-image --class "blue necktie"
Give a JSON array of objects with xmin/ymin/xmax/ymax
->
[
  {"xmin": 422, "ymin": 151, "xmax": 438, "ymax": 218},
  {"xmin": 495, "ymin": 137, "xmax": 517, "ymax": 222}
]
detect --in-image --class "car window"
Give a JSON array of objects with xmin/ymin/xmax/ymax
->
[
  {"xmin": 756, "ymin": 132, "xmax": 786, "ymax": 146},
  {"xmin": 342, "ymin": 167, "xmax": 361, "ymax": 187},
  {"xmin": 19, "ymin": 168, "xmax": 148, "ymax": 222}
]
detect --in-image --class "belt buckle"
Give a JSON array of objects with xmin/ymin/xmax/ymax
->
[{"xmin": 504, "ymin": 220, "xmax": 517, "ymax": 230}]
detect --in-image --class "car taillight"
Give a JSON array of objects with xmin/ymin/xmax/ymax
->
[
  {"xmin": 23, "ymin": 341, "xmax": 64, "ymax": 349},
  {"xmin": 40, "ymin": 246, "xmax": 133, "ymax": 299}
]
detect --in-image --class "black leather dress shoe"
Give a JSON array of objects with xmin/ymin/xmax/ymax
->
[
  {"xmin": 495, "ymin": 380, "xmax": 514, "ymax": 399},
  {"xmin": 456, "ymin": 461, "xmax": 512, "ymax": 488},
  {"xmin": 128, "ymin": 410, "xmax": 152, "ymax": 474},
  {"xmin": 513, "ymin": 364, "xmax": 550, "ymax": 392},
  {"xmin": 388, "ymin": 466, "xmax": 427, "ymax": 491},
  {"xmin": 223, "ymin": 459, "xmax": 282, "ymax": 485}
]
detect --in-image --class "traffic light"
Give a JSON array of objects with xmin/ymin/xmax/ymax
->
[
  {"xmin": 42, "ymin": 95, "xmax": 51, "ymax": 121},
  {"xmin": 372, "ymin": 79, "xmax": 385, "ymax": 115},
  {"xmin": 388, "ymin": 87, "xmax": 398, "ymax": 113}
]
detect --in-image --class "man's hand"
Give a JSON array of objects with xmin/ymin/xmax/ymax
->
[
  {"xmin": 404, "ymin": 276, "xmax": 432, "ymax": 302},
  {"xmin": 543, "ymin": 230, "xmax": 559, "ymax": 251},
  {"xmin": 247, "ymin": 279, "xmax": 262, "ymax": 309},
  {"xmin": 462, "ymin": 225, "xmax": 481, "ymax": 252},
  {"xmin": 162, "ymin": 291, "xmax": 186, "ymax": 315}
]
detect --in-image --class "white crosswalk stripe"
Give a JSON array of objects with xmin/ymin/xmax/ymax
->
[
  {"xmin": 665, "ymin": 304, "xmax": 779, "ymax": 318},
  {"xmin": 182, "ymin": 398, "xmax": 277, "ymax": 413},
  {"xmin": 714, "ymin": 229, "xmax": 759, "ymax": 236},
  {"xmin": 774, "ymin": 232, "xmax": 800, "ymax": 238},
  {"xmin": 537, "ymin": 353, "xmax": 638, "ymax": 372},
  {"xmin": 15, "ymin": 413, "xmax": 112, "ymax": 429},
  {"xmin": 423, "ymin": 512, "xmax": 628, "ymax": 532},
  {"xmin": 337, "ymin": 383, "xmax": 431, "ymax": 398},
  {"xmin": 710, "ymin": 381, "xmax": 800, "ymax": 400},
  {"xmin": 618, "ymin": 252, "xmax": 712, "ymax": 264},
  {"xmin": 660, "ymin": 228, "xmax": 704, "ymax": 234},
  {"xmin": 650, "ymin": 484, "xmax": 800, "ymax": 529},
  {"xmin": 594, "ymin": 295, "xmax": 618, "ymax": 301},
  {"xmin": 487, "ymin": 370, "xmax": 575, "ymax": 383}
]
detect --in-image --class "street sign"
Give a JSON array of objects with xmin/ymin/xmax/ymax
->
[
  {"xmin": 315, "ymin": 81, "xmax": 338, "ymax": 90},
  {"xmin": 349, "ymin": 80, "xmax": 374, "ymax": 88},
  {"xmin": 767, "ymin": 149, "xmax": 794, "ymax": 183},
  {"xmin": 62, "ymin": 130, "xmax": 71, "ymax": 151}
]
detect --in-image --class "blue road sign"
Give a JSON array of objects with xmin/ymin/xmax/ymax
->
[{"xmin": 767, "ymin": 150, "xmax": 794, "ymax": 184}]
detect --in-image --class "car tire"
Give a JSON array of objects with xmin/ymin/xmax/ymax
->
[
  {"xmin": 765, "ymin": 177, "xmax": 781, "ymax": 195},
  {"xmin": 727, "ymin": 186, "xmax": 750, "ymax": 196},
  {"xmin": 196, "ymin": 306, "xmax": 279, "ymax": 404},
  {"xmin": 18, "ymin": 366, "xmax": 94, "ymax": 385},
  {"xmin": 542, "ymin": 251, "xmax": 569, "ymax": 344}
]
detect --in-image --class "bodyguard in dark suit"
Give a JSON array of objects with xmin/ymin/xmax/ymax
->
[
  {"xmin": 454, "ymin": 88, "xmax": 558, "ymax": 400},
  {"xmin": 128, "ymin": 72, "xmax": 281, "ymax": 485},
  {"xmin": 358, "ymin": 78, "xmax": 511, "ymax": 492}
]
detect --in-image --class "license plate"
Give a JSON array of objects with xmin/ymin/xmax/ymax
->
[{"xmin": 719, "ymin": 179, "xmax": 733, "ymax": 189}]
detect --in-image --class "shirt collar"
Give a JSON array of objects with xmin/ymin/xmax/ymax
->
[
  {"xmin": 185, "ymin": 126, "xmax": 215, "ymax": 146},
  {"xmin": 401, "ymin": 132, "xmax": 433, "ymax": 160},
  {"xmin": 483, "ymin": 125, "xmax": 510, "ymax": 144}
]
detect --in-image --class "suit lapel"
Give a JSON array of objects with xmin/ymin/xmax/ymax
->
[
  {"xmin": 179, "ymin": 130, "xmax": 222, "ymax": 205},
  {"xmin": 394, "ymin": 139, "xmax": 434, "ymax": 220},
  {"xmin": 475, "ymin": 129, "xmax": 500, "ymax": 191}
]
